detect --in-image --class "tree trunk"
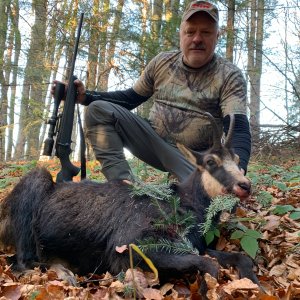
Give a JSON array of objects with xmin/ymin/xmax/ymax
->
[
  {"xmin": 6, "ymin": 0, "xmax": 20, "ymax": 161},
  {"xmin": 97, "ymin": 0, "xmax": 110, "ymax": 90},
  {"xmin": 226, "ymin": 0, "xmax": 235, "ymax": 62},
  {"xmin": 39, "ymin": 2, "xmax": 62, "ymax": 151},
  {"xmin": 87, "ymin": 0, "xmax": 100, "ymax": 90},
  {"xmin": 247, "ymin": 0, "xmax": 264, "ymax": 145},
  {"xmin": 163, "ymin": 0, "xmax": 180, "ymax": 49},
  {"xmin": 151, "ymin": 0, "xmax": 163, "ymax": 42},
  {"xmin": 15, "ymin": 0, "xmax": 48, "ymax": 160},
  {"xmin": 0, "ymin": 0, "xmax": 9, "ymax": 161},
  {"xmin": 101, "ymin": 0, "xmax": 125, "ymax": 90}
]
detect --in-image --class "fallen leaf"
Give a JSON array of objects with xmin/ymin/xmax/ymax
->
[
  {"xmin": 269, "ymin": 264, "xmax": 286, "ymax": 277},
  {"xmin": 159, "ymin": 283, "xmax": 174, "ymax": 296},
  {"xmin": 223, "ymin": 278, "xmax": 259, "ymax": 294},
  {"xmin": 263, "ymin": 215, "xmax": 281, "ymax": 231},
  {"xmin": 142, "ymin": 287, "xmax": 163, "ymax": 300},
  {"xmin": 125, "ymin": 268, "xmax": 148, "ymax": 289},
  {"xmin": 115, "ymin": 244, "xmax": 128, "ymax": 253},
  {"xmin": 0, "ymin": 284, "xmax": 22, "ymax": 300}
]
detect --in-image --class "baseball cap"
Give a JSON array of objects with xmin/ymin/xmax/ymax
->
[{"xmin": 182, "ymin": 1, "xmax": 219, "ymax": 23}]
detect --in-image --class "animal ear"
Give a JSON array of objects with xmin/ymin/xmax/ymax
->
[{"xmin": 177, "ymin": 143, "xmax": 197, "ymax": 166}]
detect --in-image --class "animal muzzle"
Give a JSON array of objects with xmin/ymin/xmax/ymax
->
[{"xmin": 232, "ymin": 180, "xmax": 251, "ymax": 199}]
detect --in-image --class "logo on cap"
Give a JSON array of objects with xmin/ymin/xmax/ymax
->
[
  {"xmin": 182, "ymin": 1, "xmax": 219, "ymax": 23},
  {"xmin": 192, "ymin": 3, "xmax": 213, "ymax": 9}
]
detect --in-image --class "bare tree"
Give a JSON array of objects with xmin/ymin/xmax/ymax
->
[
  {"xmin": 14, "ymin": 0, "xmax": 48, "ymax": 160},
  {"xmin": 225, "ymin": 0, "xmax": 235, "ymax": 62},
  {"xmin": 247, "ymin": 0, "xmax": 264, "ymax": 144},
  {"xmin": 0, "ymin": 0, "xmax": 10, "ymax": 161}
]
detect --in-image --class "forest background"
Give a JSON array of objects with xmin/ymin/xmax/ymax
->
[
  {"xmin": 0, "ymin": 1, "xmax": 300, "ymax": 298},
  {"xmin": 0, "ymin": 0, "xmax": 299, "ymax": 162}
]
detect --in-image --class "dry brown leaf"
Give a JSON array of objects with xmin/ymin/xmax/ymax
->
[
  {"xmin": 269, "ymin": 263, "xmax": 287, "ymax": 277},
  {"xmin": 220, "ymin": 268, "xmax": 239, "ymax": 281},
  {"xmin": 273, "ymin": 276, "xmax": 290, "ymax": 288},
  {"xmin": 89, "ymin": 288, "xmax": 109, "ymax": 299},
  {"xmin": 287, "ymin": 268, "xmax": 300, "ymax": 281},
  {"xmin": 0, "ymin": 284, "xmax": 22, "ymax": 300},
  {"xmin": 236, "ymin": 206, "xmax": 248, "ymax": 217},
  {"xmin": 144, "ymin": 271, "xmax": 160, "ymax": 287},
  {"xmin": 282, "ymin": 215, "xmax": 300, "ymax": 229},
  {"xmin": 173, "ymin": 283, "xmax": 191, "ymax": 297},
  {"xmin": 159, "ymin": 283, "xmax": 174, "ymax": 296},
  {"xmin": 163, "ymin": 288, "xmax": 179, "ymax": 300},
  {"xmin": 110, "ymin": 280, "xmax": 125, "ymax": 293},
  {"xmin": 100, "ymin": 272, "xmax": 115, "ymax": 287},
  {"xmin": 223, "ymin": 278, "xmax": 259, "ymax": 295},
  {"xmin": 204, "ymin": 273, "xmax": 219, "ymax": 300},
  {"xmin": 215, "ymin": 235, "xmax": 228, "ymax": 251},
  {"xmin": 268, "ymin": 257, "xmax": 281, "ymax": 269},
  {"xmin": 257, "ymin": 294, "xmax": 279, "ymax": 300},
  {"xmin": 204, "ymin": 273, "xmax": 219, "ymax": 290},
  {"xmin": 263, "ymin": 215, "xmax": 281, "ymax": 231},
  {"xmin": 124, "ymin": 268, "xmax": 149, "ymax": 297},
  {"xmin": 285, "ymin": 254, "xmax": 300, "ymax": 268},
  {"xmin": 115, "ymin": 244, "xmax": 128, "ymax": 253},
  {"xmin": 142, "ymin": 287, "xmax": 163, "ymax": 300}
]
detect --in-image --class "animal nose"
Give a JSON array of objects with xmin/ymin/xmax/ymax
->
[
  {"xmin": 233, "ymin": 181, "xmax": 251, "ymax": 199},
  {"xmin": 238, "ymin": 182, "xmax": 251, "ymax": 194}
]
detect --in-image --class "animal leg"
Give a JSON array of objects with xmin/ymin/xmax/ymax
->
[
  {"xmin": 148, "ymin": 253, "xmax": 219, "ymax": 297},
  {"xmin": 13, "ymin": 237, "xmax": 39, "ymax": 271},
  {"xmin": 206, "ymin": 249, "xmax": 260, "ymax": 285}
]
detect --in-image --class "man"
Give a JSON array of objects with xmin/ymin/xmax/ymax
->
[{"xmin": 52, "ymin": 0, "xmax": 251, "ymax": 183}]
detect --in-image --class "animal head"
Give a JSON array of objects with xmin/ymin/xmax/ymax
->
[{"xmin": 178, "ymin": 113, "xmax": 251, "ymax": 200}]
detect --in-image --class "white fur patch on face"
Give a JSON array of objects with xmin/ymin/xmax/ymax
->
[
  {"xmin": 200, "ymin": 169, "xmax": 225, "ymax": 198},
  {"xmin": 222, "ymin": 157, "xmax": 245, "ymax": 181}
]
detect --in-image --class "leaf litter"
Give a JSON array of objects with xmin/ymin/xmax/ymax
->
[{"xmin": 0, "ymin": 151, "xmax": 299, "ymax": 299}]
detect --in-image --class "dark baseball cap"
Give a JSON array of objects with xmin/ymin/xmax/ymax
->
[{"xmin": 182, "ymin": 1, "xmax": 219, "ymax": 23}]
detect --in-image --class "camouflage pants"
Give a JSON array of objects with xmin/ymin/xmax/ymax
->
[{"xmin": 85, "ymin": 100, "xmax": 194, "ymax": 182}]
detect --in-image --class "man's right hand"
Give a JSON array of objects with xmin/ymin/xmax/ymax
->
[{"xmin": 51, "ymin": 79, "xmax": 86, "ymax": 104}]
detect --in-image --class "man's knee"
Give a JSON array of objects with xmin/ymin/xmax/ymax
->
[{"xmin": 85, "ymin": 100, "xmax": 116, "ymax": 127}]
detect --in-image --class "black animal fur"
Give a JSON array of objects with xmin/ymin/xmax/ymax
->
[{"xmin": 0, "ymin": 147, "xmax": 259, "ymax": 295}]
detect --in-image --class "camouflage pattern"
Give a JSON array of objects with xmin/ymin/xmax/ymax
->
[{"xmin": 133, "ymin": 50, "xmax": 247, "ymax": 150}]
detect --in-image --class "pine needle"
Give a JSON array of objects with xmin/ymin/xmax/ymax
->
[
  {"xmin": 199, "ymin": 194, "xmax": 239, "ymax": 235},
  {"xmin": 130, "ymin": 180, "xmax": 173, "ymax": 201},
  {"xmin": 137, "ymin": 237, "xmax": 199, "ymax": 255}
]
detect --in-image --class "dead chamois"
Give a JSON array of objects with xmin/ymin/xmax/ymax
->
[{"xmin": 0, "ymin": 113, "xmax": 259, "ymax": 296}]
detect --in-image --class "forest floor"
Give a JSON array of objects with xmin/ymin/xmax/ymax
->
[{"xmin": 0, "ymin": 144, "xmax": 299, "ymax": 300}]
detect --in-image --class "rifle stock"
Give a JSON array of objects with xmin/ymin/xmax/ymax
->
[{"xmin": 43, "ymin": 13, "xmax": 84, "ymax": 183}]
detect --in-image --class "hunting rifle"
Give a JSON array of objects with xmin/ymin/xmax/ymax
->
[{"xmin": 43, "ymin": 13, "xmax": 86, "ymax": 182}]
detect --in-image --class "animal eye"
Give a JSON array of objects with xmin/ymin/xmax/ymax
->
[{"xmin": 206, "ymin": 159, "xmax": 216, "ymax": 167}]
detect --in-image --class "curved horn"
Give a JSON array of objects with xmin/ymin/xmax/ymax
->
[
  {"xmin": 204, "ymin": 112, "xmax": 222, "ymax": 149},
  {"xmin": 224, "ymin": 114, "xmax": 235, "ymax": 148}
]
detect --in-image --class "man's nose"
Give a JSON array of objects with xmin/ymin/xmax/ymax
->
[{"xmin": 192, "ymin": 33, "xmax": 203, "ymax": 44}]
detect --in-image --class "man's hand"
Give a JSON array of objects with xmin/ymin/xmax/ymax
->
[{"xmin": 51, "ymin": 79, "xmax": 86, "ymax": 104}]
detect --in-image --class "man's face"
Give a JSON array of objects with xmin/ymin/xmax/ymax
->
[{"xmin": 180, "ymin": 12, "xmax": 219, "ymax": 68}]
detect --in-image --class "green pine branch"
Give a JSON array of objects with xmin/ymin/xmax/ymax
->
[
  {"xmin": 137, "ymin": 237, "xmax": 199, "ymax": 255},
  {"xmin": 130, "ymin": 180, "xmax": 173, "ymax": 201},
  {"xmin": 199, "ymin": 195, "xmax": 240, "ymax": 235},
  {"xmin": 131, "ymin": 181, "xmax": 239, "ymax": 255}
]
